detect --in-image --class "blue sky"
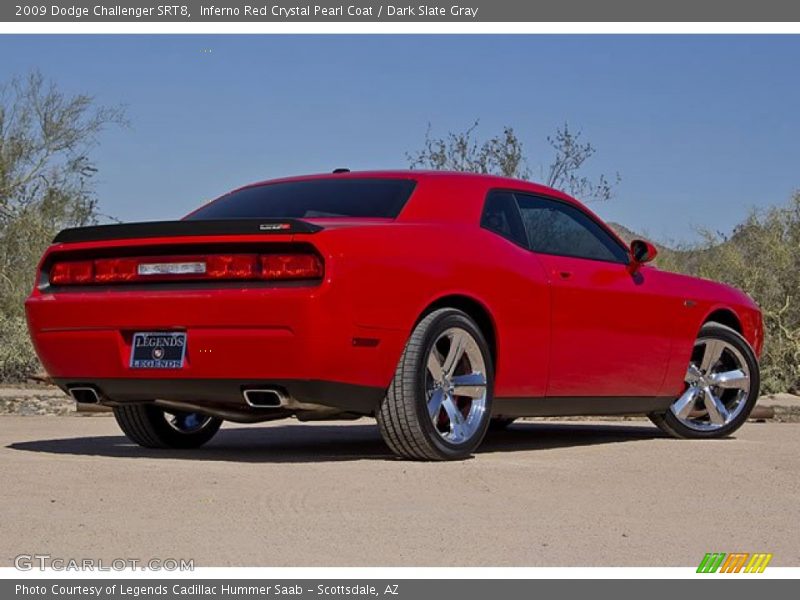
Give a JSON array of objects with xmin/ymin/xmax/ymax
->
[{"xmin": 1, "ymin": 35, "xmax": 798, "ymax": 242}]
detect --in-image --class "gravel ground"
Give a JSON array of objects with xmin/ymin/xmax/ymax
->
[
  {"xmin": 0, "ymin": 385, "xmax": 77, "ymax": 416},
  {"xmin": 1, "ymin": 416, "xmax": 798, "ymax": 567}
]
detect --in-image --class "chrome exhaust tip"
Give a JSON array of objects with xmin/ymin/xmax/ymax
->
[
  {"xmin": 242, "ymin": 388, "xmax": 288, "ymax": 408},
  {"xmin": 68, "ymin": 386, "xmax": 100, "ymax": 404}
]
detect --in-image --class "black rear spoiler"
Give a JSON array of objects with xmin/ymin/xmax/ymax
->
[{"xmin": 53, "ymin": 219, "xmax": 323, "ymax": 244}]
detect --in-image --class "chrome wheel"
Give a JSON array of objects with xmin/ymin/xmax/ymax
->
[
  {"xmin": 670, "ymin": 336, "xmax": 751, "ymax": 432},
  {"xmin": 425, "ymin": 327, "xmax": 488, "ymax": 444},
  {"xmin": 377, "ymin": 308, "xmax": 494, "ymax": 460},
  {"xmin": 164, "ymin": 410, "xmax": 213, "ymax": 434}
]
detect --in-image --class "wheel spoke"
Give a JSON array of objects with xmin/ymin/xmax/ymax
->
[
  {"xmin": 452, "ymin": 372, "xmax": 486, "ymax": 398},
  {"xmin": 671, "ymin": 387, "xmax": 699, "ymax": 420},
  {"xmin": 708, "ymin": 369, "xmax": 749, "ymax": 390},
  {"xmin": 427, "ymin": 349, "xmax": 444, "ymax": 384},
  {"xmin": 428, "ymin": 388, "xmax": 445, "ymax": 422},
  {"xmin": 442, "ymin": 394, "xmax": 466, "ymax": 439},
  {"xmin": 453, "ymin": 420, "xmax": 469, "ymax": 441},
  {"xmin": 441, "ymin": 331, "xmax": 468, "ymax": 378},
  {"xmin": 700, "ymin": 339, "xmax": 725, "ymax": 373},
  {"xmin": 703, "ymin": 387, "xmax": 730, "ymax": 425}
]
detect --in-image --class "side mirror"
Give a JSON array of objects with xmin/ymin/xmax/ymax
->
[{"xmin": 630, "ymin": 239, "xmax": 658, "ymax": 267}]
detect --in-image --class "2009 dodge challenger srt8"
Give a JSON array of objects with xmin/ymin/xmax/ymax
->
[{"xmin": 25, "ymin": 171, "xmax": 764, "ymax": 460}]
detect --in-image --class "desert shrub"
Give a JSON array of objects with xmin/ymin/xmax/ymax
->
[
  {"xmin": 0, "ymin": 314, "xmax": 39, "ymax": 382},
  {"xmin": 659, "ymin": 194, "xmax": 800, "ymax": 394},
  {"xmin": 0, "ymin": 71, "xmax": 124, "ymax": 381}
]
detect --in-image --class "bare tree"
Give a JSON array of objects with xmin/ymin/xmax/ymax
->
[
  {"xmin": 407, "ymin": 120, "xmax": 619, "ymax": 203},
  {"xmin": 0, "ymin": 70, "xmax": 126, "ymax": 223},
  {"xmin": 545, "ymin": 123, "xmax": 619, "ymax": 204},
  {"xmin": 406, "ymin": 121, "xmax": 528, "ymax": 179}
]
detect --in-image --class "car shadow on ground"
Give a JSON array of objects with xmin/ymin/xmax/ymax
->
[{"xmin": 7, "ymin": 421, "xmax": 668, "ymax": 463}]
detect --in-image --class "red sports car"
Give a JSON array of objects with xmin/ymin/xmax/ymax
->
[{"xmin": 25, "ymin": 171, "xmax": 763, "ymax": 460}]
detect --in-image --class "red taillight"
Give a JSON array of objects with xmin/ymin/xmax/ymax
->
[
  {"xmin": 94, "ymin": 258, "xmax": 138, "ymax": 283},
  {"xmin": 48, "ymin": 253, "xmax": 323, "ymax": 285},
  {"xmin": 206, "ymin": 254, "xmax": 259, "ymax": 279},
  {"xmin": 260, "ymin": 254, "xmax": 324, "ymax": 280},
  {"xmin": 50, "ymin": 260, "xmax": 94, "ymax": 285}
]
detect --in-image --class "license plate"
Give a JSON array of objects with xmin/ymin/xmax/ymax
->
[{"xmin": 130, "ymin": 332, "xmax": 187, "ymax": 369}]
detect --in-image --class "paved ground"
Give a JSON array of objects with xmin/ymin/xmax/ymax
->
[{"xmin": 1, "ymin": 416, "xmax": 798, "ymax": 567}]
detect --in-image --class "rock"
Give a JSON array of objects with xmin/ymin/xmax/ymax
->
[
  {"xmin": 757, "ymin": 393, "xmax": 800, "ymax": 409},
  {"xmin": 756, "ymin": 393, "xmax": 800, "ymax": 423},
  {"xmin": 26, "ymin": 371, "xmax": 53, "ymax": 385},
  {"xmin": 750, "ymin": 405, "xmax": 775, "ymax": 420},
  {"xmin": 0, "ymin": 385, "xmax": 75, "ymax": 416}
]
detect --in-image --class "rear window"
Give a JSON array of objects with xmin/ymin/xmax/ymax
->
[{"xmin": 187, "ymin": 178, "xmax": 417, "ymax": 220}]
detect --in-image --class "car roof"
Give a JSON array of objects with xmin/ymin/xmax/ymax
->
[
  {"xmin": 236, "ymin": 169, "xmax": 569, "ymax": 195},
  {"xmin": 222, "ymin": 170, "xmax": 627, "ymax": 249}
]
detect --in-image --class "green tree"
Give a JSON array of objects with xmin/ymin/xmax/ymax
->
[{"xmin": 0, "ymin": 71, "xmax": 125, "ymax": 380}]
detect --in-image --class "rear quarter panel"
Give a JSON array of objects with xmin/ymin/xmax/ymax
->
[{"xmin": 315, "ymin": 222, "xmax": 551, "ymax": 398}]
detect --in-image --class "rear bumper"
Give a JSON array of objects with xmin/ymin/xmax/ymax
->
[
  {"xmin": 54, "ymin": 377, "xmax": 384, "ymax": 417},
  {"xmin": 26, "ymin": 285, "xmax": 407, "ymax": 407}
]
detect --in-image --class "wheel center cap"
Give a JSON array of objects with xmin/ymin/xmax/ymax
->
[
  {"xmin": 688, "ymin": 364, "xmax": 714, "ymax": 388},
  {"xmin": 434, "ymin": 376, "xmax": 451, "ymax": 390},
  {"xmin": 691, "ymin": 371, "xmax": 717, "ymax": 389}
]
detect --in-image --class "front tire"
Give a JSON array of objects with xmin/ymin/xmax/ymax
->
[
  {"xmin": 113, "ymin": 404, "xmax": 222, "ymax": 449},
  {"xmin": 649, "ymin": 322, "xmax": 760, "ymax": 439},
  {"xmin": 377, "ymin": 308, "xmax": 494, "ymax": 460}
]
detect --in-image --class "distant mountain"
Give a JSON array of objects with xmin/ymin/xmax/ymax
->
[
  {"xmin": 608, "ymin": 222, "xmax": 679, "ymax": 252},
  {"xmin": 607, "ymin": 222, "xmax": 686, "ymax": 268},
  {"xmin": 607, "ymin": 222, "xmax": 643, "ymax": 245},
  {"xmin": 607, "ymin": 221, "xmax": 743, "ymax": 274}
]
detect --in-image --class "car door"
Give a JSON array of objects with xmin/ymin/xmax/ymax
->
[{"xmin": 513, "ymin": 193, "xmax": 675, "ymax": 398}]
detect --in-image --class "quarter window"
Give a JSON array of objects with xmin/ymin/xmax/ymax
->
[{"xmin": 480, "ymin": 191, "xmax": 527, "ymax": 247}]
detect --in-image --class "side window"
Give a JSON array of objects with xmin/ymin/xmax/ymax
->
[
  {"xmin": 480, "ymin": 191, "xmax": 527, "ymax": 247},
  {"xmin": 515, "ymin": 194, "xmax": 629, "ymax": 263}
]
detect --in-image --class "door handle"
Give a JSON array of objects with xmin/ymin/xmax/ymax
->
[{"xmin": 556, "ymin": 270, "xmax": 572, "ymax": 280}]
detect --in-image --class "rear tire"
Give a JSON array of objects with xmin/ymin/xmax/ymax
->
[
  {"xmin": 113, "ymin": 404, "xmax": 222, "ymax": 449},
  {"xmin": 377, "ymin": 308, "xmax": 494, "ymax": 461},
  {"xmin": 649, "ymin": 322, "xmax": 760, "ymax": 439}
]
